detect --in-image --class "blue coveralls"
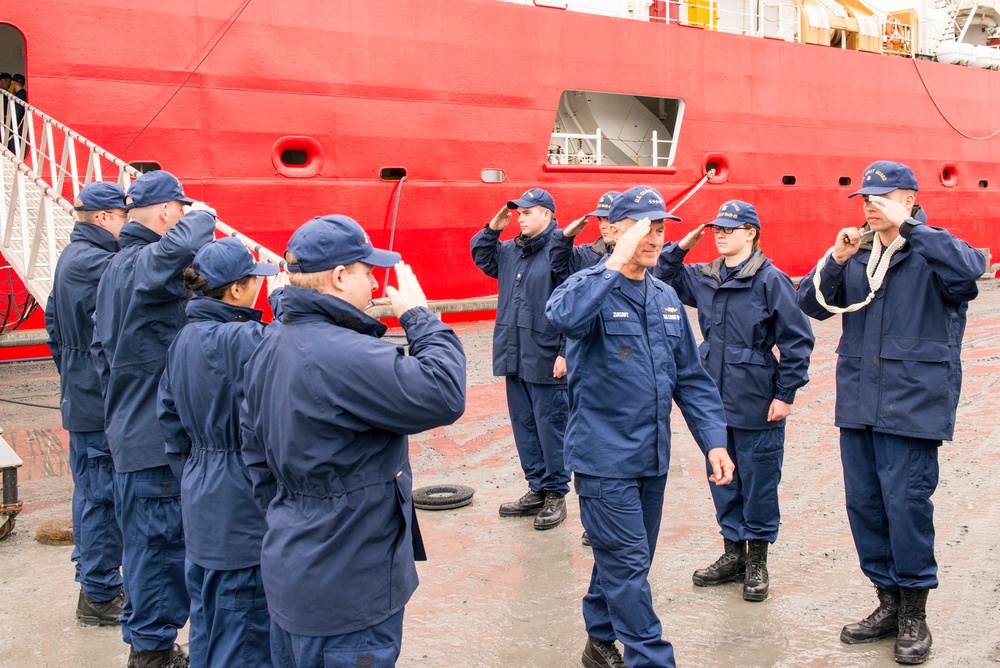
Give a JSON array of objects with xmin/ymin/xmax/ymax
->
[
  {"xmin": 157, "ymin": 296, "xmax": 279, "ymax": 668},
  {"xmin": 654, "ymin": 246, "xmax": 814, "ymax": 543},
  {"xmin": 797, "ymin": 218, "xmax": 984, "ymax": 591},
  {"xmin": 92, "ymin": 211, "xmax": 215, "ymax": 651},
  {"xmin": 44, "ymin": 221, "xmax": 123, "ymax": 603},
  {"xmin": 471, "ymin": 220, "xmax": 570, "ymax": 495},
  {"xmin": 550, "ymin": 233, "xmax": 608, "ymax": 283},
  {"xmin": 546, "ymin": 262, "xmax": 728, "ymax": 668},
  {"xmin": 241, "ymin": 287, "xmax": 466, "ymax": 668}
]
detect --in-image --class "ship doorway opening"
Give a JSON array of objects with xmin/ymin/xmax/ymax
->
[
  {"xmin": 549, "ymin": 90, "xmax": 684, "ymax": 167},
  {"xmin": 0, "ymin": 24, "xmax": 26, "ymax": 85}
]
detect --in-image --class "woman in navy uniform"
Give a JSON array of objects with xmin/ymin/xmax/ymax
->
[
  {"xmin": 157, "ymin": 238, "xmax": 283, "ymax": 667},
  {"xmin": 654, "ymin": 200, "xmax": 814, "ymax": 601},
  {"xmin": 547, "ymin": 186, "xmax": 733, "ymax": 668},
  {"xmin": 798, "ymin": 161, "xmax": 984, "ymax": 665}
]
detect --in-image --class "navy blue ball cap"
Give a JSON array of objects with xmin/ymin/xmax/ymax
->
[
  {"xmin": 608, "ymin": 186, "xmax": 681, "ymax": 224},
  {"xmin": 587, "ymin": 190, "xmax": 623, "ymax": 218},
  {"xmin": 705, "ymin": 200, "xmax": 760, "ymax": 229},
  {"xmin": 506, "ymin": 188, "xmax": 556, "ymax": 213},
  {"xmin": 193, "ymin": 237, "xmax": 279, "ymax": 291},
  {"xmin": 125, "ymin": 170, "xmax": 195, "ymax": 210},
  {"xmin": 285, "ymin": 214, "xmax": 401, "ymax": 273},
  {"xmin": 849, "ymin": 161, "xmax": 919, "ymax": 198},
  {"xmin": 74, "ymin": 182, "xmax": 127, "ymax": 212},
  {"xmin": 11, "ymin": 74, "xmax": 24, "ymax": 84}
]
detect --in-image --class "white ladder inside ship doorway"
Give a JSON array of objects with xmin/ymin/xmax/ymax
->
[{"xmin": 0, "ymin": 89, "xmax": 284, "ymax": 323}]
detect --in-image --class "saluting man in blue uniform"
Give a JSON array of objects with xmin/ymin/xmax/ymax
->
[
  {"xmin": 550, "ymin": 190, "xmax": 622, "ymax": 284},
  {"xmin": 546, "ymin": 186, "xmax": 734, "ymax": 668},
  {"xmin": 45, "ymin": 182, "xmax": 128, "ymax": 627},
  {"xmin": 471, "ymin": 189, "xmax": 571, "ymax": 529},
  {"xmin": 798, "ymin": 161, "xmax": 985, "ymax": 666},
  {"xmin": 157, "ymin": 238, "xmax": 283, "ymax": 667},
  {"xmin": 241, "ymin": 215, "xmax": 466, "ymax": 668},
  {"xmin": 654, "ymin": 200, "xmax": 814, "ymax": 602},
  {"xmin": 92, "ymin": 170, "xmax": 216, "ymax": 668}
]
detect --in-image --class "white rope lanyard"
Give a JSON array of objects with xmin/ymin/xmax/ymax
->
[{"xmin": 812, "ymin": 233, "xmax": 907, "ymax": 314}]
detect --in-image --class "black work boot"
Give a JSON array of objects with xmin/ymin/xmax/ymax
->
[
  {"xmin": 127, "ymin": 644, "xmax": 189, "ymax": 668},
  {"xmin": 742, "ymin": 539, "xmax": 770, "ymax": 601},
  {"xmin": 498, "ymin": 489, "xmax": 545, "ymax": 517},
  {"xmin": 533, "ymin": 492, "xmax": 567, "ymax": 530},
  {"xmin": 840, "ymin": 587, "xmax": 899, "ymax": 644},
  {"xmin": 692, "ymin": 537, "xmax": 746, "ymax": 586},
  {"xmin": 582, "ymin": 530, "xmax": 591, "ymax": 546},
  {"xmin": 76, "ymin": 588, "xmax": 125, "ymax": 626},
  {"xmin": 581, "ymin": 636, "xmax": 625, "ymax": 668},
  {"xmin": 894, "ymin": 588, "xmax": 932, "ymax": 664}
]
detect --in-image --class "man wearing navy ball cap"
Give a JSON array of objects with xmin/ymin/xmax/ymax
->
[
  {"xmin": 471, "ymin": 188, "xmax": 572, "ymax": 530},
  {"xmin": 547, "ymin": 185, "xmax": 733, "ymax": 668},
  {"xmin": 45, "ymin": 181, "xmax": 129, "ymax": 629},
  {"xmin": 798, "ymin": 160, "xmax": 985, "ymax": 665},
  {"xmin": 92, "ymin": 169, "xmax": 215, "ymax": 667},
  {"xmin": 241, "ymin": 214, "xmax": 466, "ymax": 667}
]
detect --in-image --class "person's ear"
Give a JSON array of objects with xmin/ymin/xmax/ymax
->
[{"xmin": 329, "ymin": 265, "xmax": 347, "ymax": 292}]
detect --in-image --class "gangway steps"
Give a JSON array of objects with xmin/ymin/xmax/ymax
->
[{"xmin": 1, "ymin": 90, "xmax": 283, "ymax": 310}]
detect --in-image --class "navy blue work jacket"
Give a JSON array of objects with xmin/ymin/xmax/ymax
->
[
  {"xmin": 550, "ymin": 233, "xmax": 608, "ymax": 284},
  {"xmin": 545, "ymin": 263, "xmax": 728, "ymax": 478},
  {"xmin": 655, "ymin": 246, "xmax": 814, "ymax": 430},
  {"xmin": 92, "ymin": 211, "xmax": 216, "ymax": 472},
  {"xmin": 157, "ymin": 296, "xmax": 269, "ymax": 571},
  {"xmin": 798, "ymin": 221, "xmax": 984, "ymax": 441},
  {"xmin": 471, "ymin": 221, "xmax": 566, "ymax": 384},
  {"xmin": 45, "ymin": 222, "xmax": 118, "ymax": 433},
  {"xmin": 240, "ymin": 286, "xmax": 466, "ymax": 637}
]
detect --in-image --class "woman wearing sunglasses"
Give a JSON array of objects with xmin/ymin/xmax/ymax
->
[{"xmin": 653, "ymin": 200, "xmax": 815, "ymax": 603}]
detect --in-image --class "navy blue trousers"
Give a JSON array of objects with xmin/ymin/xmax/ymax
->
[
  {"xmin": 505, "ymin": 376, "xmax": 570, "ymax": 495},
  {"xmin": 270, "ymin": 608, "xmax": 404, "ymax": 668},
  {"xmin": 69, "ymin": 430, "xmax": 123, "ymax": 601},
  {"xmin": 576, "ymin": 473, "xmax": 675, "ymax": 668},
  {"xmin": 187, "ymin": 560, "xmax": 271, "ymax": 668},
  {"xmin": 114, "ymin": 465, "xmax": 190, "ymax": 651},
  {"xmin": 706, "ymin": 426, "xmax": 784, "ymax": 543},
  {"xmin": 840, "ymin": 428, "xmax": 940, "ymax": 590}
]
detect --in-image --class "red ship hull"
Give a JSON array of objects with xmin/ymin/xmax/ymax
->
[{"xmin": 2, "ymin": 0, "xmax": 999, "ymax": 360}]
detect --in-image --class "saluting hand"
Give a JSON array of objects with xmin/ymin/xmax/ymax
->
[
  {"xmin": 266, "ymin": 271, "xmax": 289, "ymax": 297},
  {"xmin": 678, "ymin": 224, "xmax": 706, "ymax": 251},
  {"xmin": 488, "ymin": 207, "xmax": 512, "ymax": 232},
  {"xmin": 183, "ymin": 201, "xmax": 217, "ymax": 217},
  {"xmin": 605, "ymin": 217, "xmax": 651, "ymax": 273},
  {"xmin": 868, "ymin": 195, "xmax": 910, "ymax": 228},
  {"xmin": 386, "ymin": 262, "xmax": 429, "ymax": 318},
  {"xmin": 562, "ymin": 215, "xmax": 589, "ymax": 238},
  {"xmin": 707, "ymin": 447, "xmax": 735, "ymax": 485},
  {"xmin": 833, "ymin": 227, "xmax": 862, "ymax": 265}
]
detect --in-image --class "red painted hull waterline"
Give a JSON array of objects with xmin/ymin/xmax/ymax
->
[{"xmin": 2, "ymin": 0, "xmax": 998, "ymax": 360}]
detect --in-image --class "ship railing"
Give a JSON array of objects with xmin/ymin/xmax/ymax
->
[
  {"xmin": 651, "ymin": 130, "xmax": 675, "ymax": 167},
  {"xmin": 501, "ymin": 0, "xmax": 800, "ymax": 42},
  {"xmin": 548, "ymin": 129, "xmax": 603, "ymax": 165},
  {"xmin": 0, "ymin": 90, "xmax": 284, "ymax": 307}
]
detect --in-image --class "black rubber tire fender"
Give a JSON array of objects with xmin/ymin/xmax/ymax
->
[{"xmin": 412, "ymin": 484, "xmax": 475, "ymax": 511}]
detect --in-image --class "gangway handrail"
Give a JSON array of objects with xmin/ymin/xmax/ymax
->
[{"xmin": 1, "ymin": 90, "xmax": 285, "ymax": 269}]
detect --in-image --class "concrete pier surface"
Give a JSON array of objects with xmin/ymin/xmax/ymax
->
[{"xmin": 2, "ymin": 282, "xmax": 999, "ymax": 667}]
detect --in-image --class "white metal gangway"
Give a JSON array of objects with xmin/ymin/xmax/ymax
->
[{"xmin": 0, "ymin": 90, "xmax": 283, "ymax": 310}]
